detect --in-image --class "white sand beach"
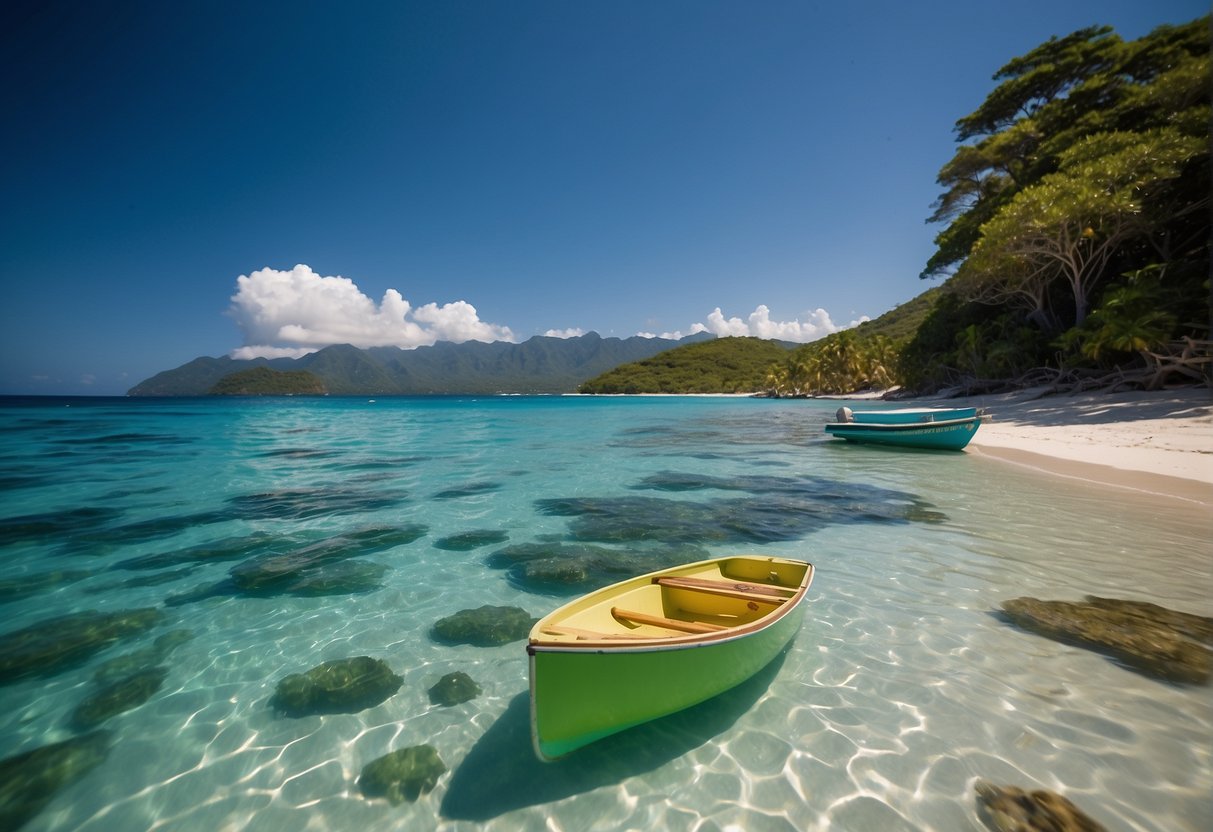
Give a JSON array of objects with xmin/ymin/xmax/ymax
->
[{"xmin": 917, "ymin": 386, "xmax": 1213, "ymax": 506}]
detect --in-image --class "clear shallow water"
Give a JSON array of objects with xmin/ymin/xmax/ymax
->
[{"xmin": 1, "ymin": 395, "xmax": 1209, "ymax": 832}]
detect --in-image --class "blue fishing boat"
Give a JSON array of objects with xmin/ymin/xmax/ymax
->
[{"xmin": 824, "ymin": 406, "xmax": 988, "ymax": 450}]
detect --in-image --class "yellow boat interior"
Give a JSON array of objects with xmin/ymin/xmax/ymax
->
[{"xmin": 530, "ymin": 556, "xmax": 812, "ymax": 647}]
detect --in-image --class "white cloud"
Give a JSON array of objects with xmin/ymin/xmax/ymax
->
[
  {"xmin": 230, "ymin": 345, "xmax": 318, "ymax": 360},
  {"xmin": 227, "ymin": 265, "xmax": 515, "ymax": 359},
  {"xmin": 544, "ymin": 327, "xmax": 586, "ymax": 339},
  {"xmin": 638, "ymin": 323, "xmax": 708, "ymax": 340},
  {"xmin": 649, "ymin": 306, "xmax": 867, "ymax": 344}
]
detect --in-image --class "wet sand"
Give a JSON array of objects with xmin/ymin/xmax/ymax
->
[{"xmin": 921, "ymin": 386, "xmax": 1213, "ymax": 506}]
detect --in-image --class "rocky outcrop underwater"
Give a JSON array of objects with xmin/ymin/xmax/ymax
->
[{"xmin": 1000, "ymin": 595, "xmax": 1213, "ymax": 684}]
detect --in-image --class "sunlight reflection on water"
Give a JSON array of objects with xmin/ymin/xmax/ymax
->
[{"xmin": 0, "ymin": 396, "xmax": 1208, "ymax": 832}]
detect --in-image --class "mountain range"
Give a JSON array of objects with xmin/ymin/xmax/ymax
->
[{"xmin": 127, "ymin": 332, "xmax": 715, "ymax": 396}]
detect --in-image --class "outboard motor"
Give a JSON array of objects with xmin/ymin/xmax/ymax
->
[{"xmin": 835, "ymin": 406, "xmax": 854, "ymax": 423}]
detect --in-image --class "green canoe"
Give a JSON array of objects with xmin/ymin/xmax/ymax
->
[{"xmin": 527, "ymin": 555, "xmax": 814, "ymax": 761}]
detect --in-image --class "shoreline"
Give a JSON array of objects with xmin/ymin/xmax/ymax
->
[{"xmin": 903, "ymin": 386, "xmax": 1213, "ymax": 507}]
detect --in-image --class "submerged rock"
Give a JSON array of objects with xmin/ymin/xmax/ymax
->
[
  {"xmin": 0, "ymin": 731, "xmax": 112, "ymax": 831},
  {"xmin": 0, "ymin": 570, "xmax": 92, "ymax": 604},
  {"xmin": 270, "ymin": 656, "xmax": 403, "ymax": 717},
  {"xmin": 267, "ymin": 560, "xmax": 389, "ymax": 597},
  {"xmin": 228, "ymin": 525, "xmax": 424, "ymax": 591},
  {"xmin": 70, "ymin": 666, "xmax": 169, "ymax": 729},
  {"xmin": 1000, "ymin": 596, "xmax": 1213, "ymax": 684},
  {"xmin": 153, "ymin": 628, "xmax": 196, "ymax": 653},
  {"xmin": 486, "ymin": 541, "xmax": 712, "ymax": 594},
  {"xmin": 166, "ymin": 560, "xmax": 389, "ymax": 606},
  {"xmin": 428, "ymin": 671, "xmax": 481, "ymax": 706},
  {"xmin": 533, "ymin": 472, "xmax": 943, "ymax": 547},
  {"xmin": 0, "ymin": 506, "xmax": 123, "ymax": 547},
  {"xmin": 431, "ymin": 606, "xmax": 536, "ymax": 646},
  {"xmin": 359, "ymin": 745, "xmax": 446, "ymax": 805},
  {"xmin": 91, "ymin": 629, "xmax": 193, "ymax": 685},
  {"xmin": 0, "ymin": 608, "xmax": 165, "ymax": 685},
  {"xmin": 434, "ymin": 530, "xmax": 510, "ymax": 551},
  {"xmin": 87, "ymin": 567, "xmax": 197, "ymax": 592},
  {"xmin": 112, "ymin": 532, "xmax": 284, "ymax": 571},
  {"xmin": 975, "ymin": 780, "xmax": 1106, "ymax": 832}
]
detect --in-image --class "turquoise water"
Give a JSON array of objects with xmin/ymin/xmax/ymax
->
[{"xmin": 1, "ymin": 395, "xmax": 1209, "ymax": 831}]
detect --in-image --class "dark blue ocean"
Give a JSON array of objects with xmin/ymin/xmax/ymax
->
[{"xmin": 1, "ymin": 395, "xmax": 1209, "ymax": 831}]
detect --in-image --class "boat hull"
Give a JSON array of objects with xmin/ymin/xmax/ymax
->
[
  {"xmin": 527, "ymin": 556, "xmax": 812, "ymax": 761},
  {"xmin": 824, "ymin": 416, "xmax": 982, "ymax": 449}
]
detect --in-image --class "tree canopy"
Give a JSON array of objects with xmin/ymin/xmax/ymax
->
[{"xmin": 905, "ymin": 15, "xmax": 1210, "ymax": 392}]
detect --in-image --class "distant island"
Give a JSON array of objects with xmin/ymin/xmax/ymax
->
[
  {"xmin": 129, "ymin": 332, "xmax": 714, "ymax": 396},
  {"xmin": 208, "ymin": 367, "xmax": 327, "ymax": 396}
]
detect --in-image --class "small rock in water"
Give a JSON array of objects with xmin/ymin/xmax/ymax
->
[
  {"xmin": 359, "ymin": 745, "xmax": 446, "ymax": 805},
  {"xmin": 430, "ymin": 606, "xmax": 536, "ymax": 646},
  {"xmin": 270, "ymin": 656, "xmax": 403, "ymax": 717},
  {"xmin": 428, "ymin": 671, "xmax": 481, "ymax": 706},
  {"xmin": 975, "ymin": 780, "xmax": 1106, "ymax": 832}
]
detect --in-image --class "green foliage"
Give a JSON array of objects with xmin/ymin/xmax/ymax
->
[
  {"xmin": 897, "ymin": 293, "xmax": 1053, "ymax": 391},
  {"xmin": 578, "ymin": 337, "xmax": 792, "ymax": 394},
  {"xmin": 762, "ymin": 288, "xmax": 947, "ymax": 396},
  {"xmin": 959, "ymin": 126, "xmax": 1204, "ymax": 329},
  {"xmin": 766, "ymin": 331, "xmax": 901, "ymax": 397},
  {"xmin": 208, "ymin": 367, "xmax": 327, "ymax": 395},
  {"xmin": 909, "ymin": 15, "xmax": 1210, "ymax": 390},
  {"xmin": 1057, "ymin": 267, "xmax": 1180, "ymax": 362},
  {"xmin": 851, "ymin": 287, "xmax": 944, "ymax": 344}
]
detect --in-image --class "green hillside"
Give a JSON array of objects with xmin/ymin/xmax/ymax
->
[
  {"xmin": 851, "ymin": 288, "xmax": 942, "ymax": 345},
  {"xmin": 578, "ymin": 291, "xmax": 944, "ymax": 396},
  {"xmin": 577, "ymin": 337, "xmax": 793, "ymax": 394},
  {"xmin": 208, "ymin": 367, "xmax": 327, "ymax": 395}
]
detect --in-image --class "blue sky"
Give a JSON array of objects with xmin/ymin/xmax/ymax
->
[{"xmin": 1, "ymin": 0, "xmax": 1204, "ymax": 395}]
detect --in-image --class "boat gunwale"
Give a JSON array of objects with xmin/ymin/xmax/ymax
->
[
  {"xmin": 824, "ymin": 415, "xmax": 981, "ymax": 432},
  {"xmin": 527, "ymin": 557, "xmax": 813, "ymax": 654}
]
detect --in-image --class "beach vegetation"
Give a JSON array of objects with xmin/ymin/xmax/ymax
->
[
  {"xmin": 763, "ymin": 331, "xmax": 904, "ymax": 397},
  {"xmin": 586, "ymin": 293, "xmax": 942, "ymax": 397},
  {"xmin": 907, "ymin": 15, "xmax": 1210, "ymax": 393}
]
